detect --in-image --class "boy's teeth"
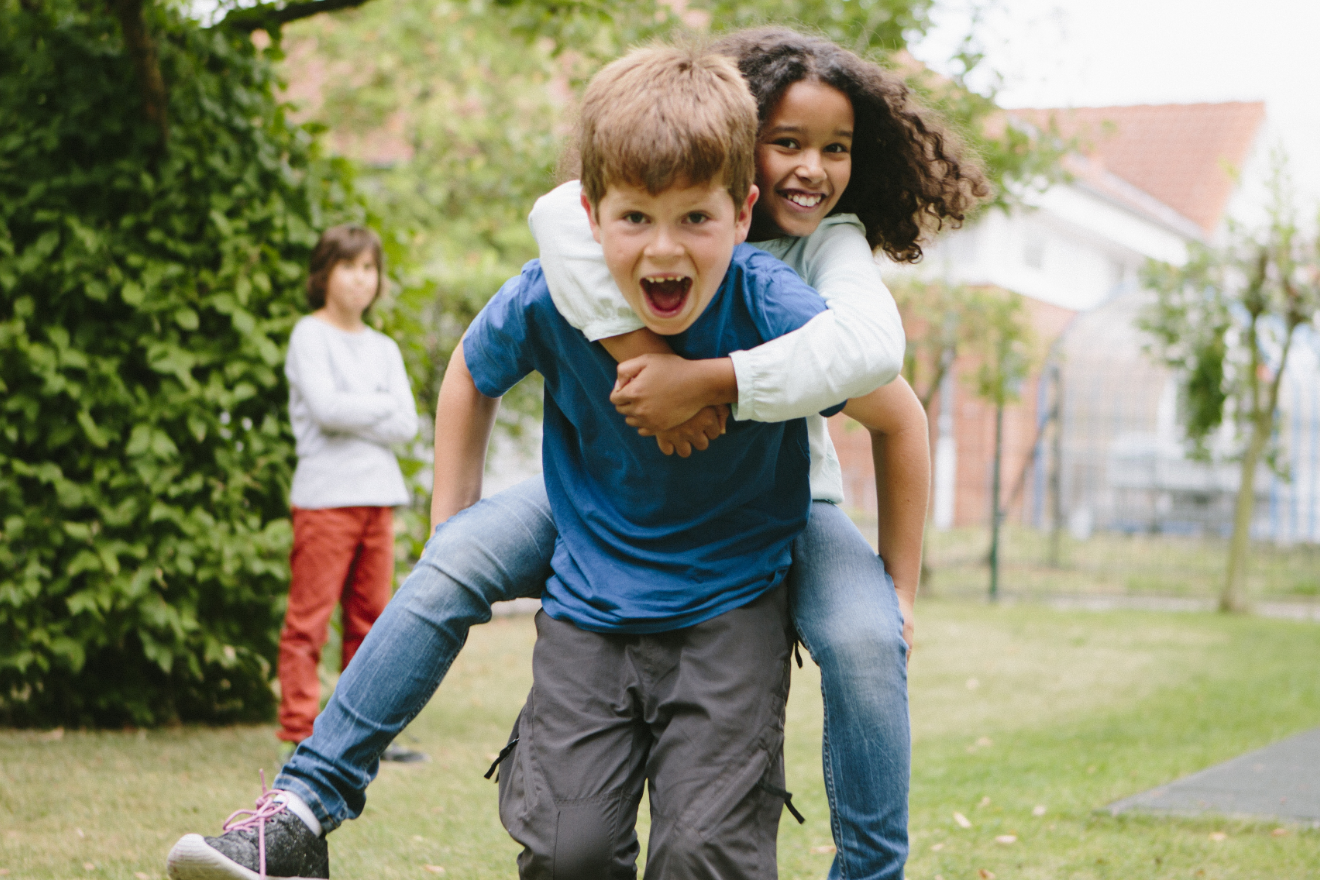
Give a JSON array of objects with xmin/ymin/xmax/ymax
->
[{"xmin": 640, "ymin": 276, "xmax": 692, "ymax": 313}]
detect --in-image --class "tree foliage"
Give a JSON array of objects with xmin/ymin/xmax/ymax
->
[
  {"xmin": 0, "ymin": 0, "xmax": 362, "ymax": 725},
  {"xmin": 286, "ymin": 0, "xmax": 1058, "ymax": 419},
  {"xmin": 1139, "ymin": 161, "xmax": 1320, "ymax": 612}
]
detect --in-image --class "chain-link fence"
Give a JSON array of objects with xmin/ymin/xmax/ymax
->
[{"xmin": 841, "ymin": 286, "xmax": 1320, "ymax": 612}]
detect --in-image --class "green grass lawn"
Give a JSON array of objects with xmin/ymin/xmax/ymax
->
[
  {"xmin": 911, "ymin": 524, "xmax": 1320, "ymax": 604},
  {"xmin": 2, "ymin": 601, "xmax": 1318, "ymax": 879}
]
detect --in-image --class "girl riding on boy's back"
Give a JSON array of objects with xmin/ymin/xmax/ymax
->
[
  {"xmin": 167, "ymin": 27, "xmax": 986, "ymax": 880},
  {"xmin": 525, "ymin": 27, "xmax": 987, "ymax": 878}
]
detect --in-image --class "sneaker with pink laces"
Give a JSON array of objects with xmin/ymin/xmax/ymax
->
[{"xmin": 166, "ymin": 782, "xmax": 328, "ymax": 880}]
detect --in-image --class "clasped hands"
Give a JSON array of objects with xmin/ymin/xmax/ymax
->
[{"xmin": 610, "ymin": 353, "xmax": 729, "ymax": 457}]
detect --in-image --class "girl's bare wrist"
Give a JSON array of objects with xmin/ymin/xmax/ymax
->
[{"xmin": 694, "ymin": 357, "xmax": 738, "ymax": 408}]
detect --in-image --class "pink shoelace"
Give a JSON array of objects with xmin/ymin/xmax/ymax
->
[{"xmin": 221, "ymin": 771, "xmax": 287, "ymax": 880}]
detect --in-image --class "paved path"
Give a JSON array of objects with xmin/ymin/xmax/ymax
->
[{"xmin": 1108, "ymin": 727, "xmax": 1320, "ymax": 824}]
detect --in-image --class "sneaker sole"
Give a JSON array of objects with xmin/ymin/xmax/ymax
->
[{"xmin": 167, "ymin": 834, "xmax": 323, "ymax": 880}]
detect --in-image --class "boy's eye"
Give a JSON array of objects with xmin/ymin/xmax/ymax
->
[
  {"xmin": 685, "ymin": 212, "xmax": 709, "ymax": 224},
  {"xmin": 770, "ymin": 137, "xmax": 800, "ymax": 150},
  {"xmin": 623, "ymin": 212, "xmax": 647, "ymax": 224}
]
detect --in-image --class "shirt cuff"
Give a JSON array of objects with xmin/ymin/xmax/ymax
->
[{"xmin": 580, "ymin": 314, "xmax": 647, "ymax": 342}]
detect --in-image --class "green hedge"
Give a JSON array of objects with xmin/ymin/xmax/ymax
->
[{"xmin": 0, "ymin": 1, "xmax": 361, "ymax": 726}]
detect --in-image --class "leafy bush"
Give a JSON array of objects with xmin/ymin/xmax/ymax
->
[{"xmin": 0, "ymin": 0, "xmax": 361, "ymax": 726}]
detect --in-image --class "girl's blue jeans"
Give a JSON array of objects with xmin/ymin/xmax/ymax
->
[{"xmin": 276, "ymin": 477, "xmax": 910, "ymax": 880}]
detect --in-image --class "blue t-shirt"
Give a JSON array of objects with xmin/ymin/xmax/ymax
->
[{"xmin": 464, "ymin": 244, "xmax": 838, "ymax": 633}]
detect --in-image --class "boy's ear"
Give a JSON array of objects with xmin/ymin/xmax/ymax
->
[
  {"xmin": 733, "ymin": 184, "xmax": 759, "ymax": 246},
  {"xmin": 581, "ymin": 190, "xmax": 603, "ymax": 244}
]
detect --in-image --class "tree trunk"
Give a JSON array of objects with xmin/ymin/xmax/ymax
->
[
  {"xmin": 108, "ymin": 0, "xmax": 168, "ymax": 145},
  {"xmin": 1047, "ymin": 363, "xmax": 1065, "ymax": 568},
  {"xmin": 988, "ymin": 399, "xmax": 1004, "ymax": 602},
  {"xmin": 1221, "ymin": 420, "xmax": 1268, "ymax": 613}
]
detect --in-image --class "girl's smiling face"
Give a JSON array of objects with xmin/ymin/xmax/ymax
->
[{"xmin": 752, "ymin": 79, "xmax": 854, "ymax": 240}]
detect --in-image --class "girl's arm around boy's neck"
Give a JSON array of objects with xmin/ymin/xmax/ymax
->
[
  {"xmin": 430, "ymin": 340, "xmax": 499, "ymax": 532},
  {"xmin": 840, "ymin": 376, "xmax": 929, "ymax": 659},
  {"xmin": 600, "ymin": 328, "xmax": 736, "ymax": 457}
]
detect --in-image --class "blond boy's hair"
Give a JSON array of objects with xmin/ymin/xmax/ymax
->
[{"xmin": 578, "ymin": 43, "xmax": 758, "ymax": 209}]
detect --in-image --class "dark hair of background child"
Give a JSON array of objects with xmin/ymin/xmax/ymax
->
[
  {"xmin": 305, "ymin": 224, "xmax": 385, "ymax": 310},
  {"xmin": 712, "ymin": 27, "xmax": 991, "ymax": 263}
]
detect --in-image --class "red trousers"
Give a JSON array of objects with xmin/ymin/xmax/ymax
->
[{"xmin": 278, "ymin": 505, "xmax": 395, "ymax": 743}]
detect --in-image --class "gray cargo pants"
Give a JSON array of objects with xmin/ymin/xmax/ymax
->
[{"xmin": 496, "ymin": 584, "xmax": 795, "ymax": 879}]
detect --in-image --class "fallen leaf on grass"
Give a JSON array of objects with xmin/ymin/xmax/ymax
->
[
  {"xmin": 0, "ymin": 869, "xmax": 10, "ymax": 876},
  {"xmin": 1032, "ymin": 805, "xmax": 1047, "ymax": 817},
  {"xmin": 1272, "ymin": 828, "xmax": 1290, "ymax": 837},
  {"xmin": 930, "ymin": 843, "xmax": 945, "ymax": 852},
  {"xmin": 76, "ymin": 828, "xmax": 86, "ymax": 839},
  {"xmin": 423, "ymin": 866, "xmax": 446, "ymax": 874},
  {"xmin": 809, "ymin": 845, "xmax": 835, "ymax": 855},
  {"xmin": 40, "ymin": 727, "xmax": 64, "ymax": 742},
  {"xmin": 83, "ymin": 863, "xmax": 96, "ymax": 871},
  {"xmin": 995, "ymin": 835, "xmax": 1017, "ymax": 845},
  {"xmin": 135, "ymin": 873, "xmax": 151, "ymax": 879},
  {"xmin": 953, "ymin": 812, "xmax": 972, "ymax": 829},
  {"xmin": 979, "ymin": 870, "xmax": 996, "ymax": 879},
  {"xmin": 1208, "ymin": 831, "xmax": 1227, "ymax": 841},
  {"xmin": 966, "ymin": 678, "xmax": 980, "ymax": 690},
  {"xmin": 934, "ymin": 875, "xmax": 945, "ymax": 880},
  {"xmin": 978, "ymin": 796, "xmax": 991, "ymax": 807}
]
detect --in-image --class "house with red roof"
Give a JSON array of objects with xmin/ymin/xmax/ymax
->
[{"xmin": 834, "ymin": 100, "xmax": 1320, "ymax": 544}]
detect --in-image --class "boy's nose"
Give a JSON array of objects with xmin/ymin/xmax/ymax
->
[{"xmin": 644, "ymin": 228, "xmax": 683, "ymax": 259}]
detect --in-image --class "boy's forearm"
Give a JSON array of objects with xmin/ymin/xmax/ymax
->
[
  {"xmin": 841, "ymin": 378, "xmax": 929, "ymax": 641},
  {"xmin": 430, "ymin": 342, "xmax": 500, "ymax": 531},
  {"xmin": 598, "ymin": 327, "xmax": 672, "ymax": 362},
  {"xmin": 870, "ymin": 418, "xmax": 928, "ymax": 614},
  {"xmin": 601, "ymin": 329, "xmax": 738, "ymax": 433}
]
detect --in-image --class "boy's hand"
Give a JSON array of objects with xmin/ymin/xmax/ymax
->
[
  {"xmin": 897, "ymin": 592, "xmax": 915, "ymax": 666},
  {"xmin": 611, "ymin": 353, "xmax": 736, "ymax": 433},
  {"xmin": 649, "ymin": 405, "xmax": 729, "ymax": 457}
]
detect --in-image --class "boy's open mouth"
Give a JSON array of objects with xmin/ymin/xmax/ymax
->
[{"xmin": 641, "ymin": 275, "xmax": 692, "ymax": 316}]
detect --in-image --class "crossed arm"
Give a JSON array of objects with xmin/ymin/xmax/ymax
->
[
  {"xmin": 429, "ymin": 337, "xmax": 928, "ymax": 655},
  {"xmin": 840, "ymin": 377, "xmax": 928, "ymax": 654}
]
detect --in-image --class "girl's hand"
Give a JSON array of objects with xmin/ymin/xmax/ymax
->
[
  {"xmin": 648, "ymin": 405, "xmax": 729, "ymax": 457},
  {"xmin": 610, "ymin": 354, "xmax": 736, "ymax": 433}
]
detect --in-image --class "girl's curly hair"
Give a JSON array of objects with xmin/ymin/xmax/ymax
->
[{"xmin": 712, "ymin": 27, "xmax": 990, "ymax": 263}]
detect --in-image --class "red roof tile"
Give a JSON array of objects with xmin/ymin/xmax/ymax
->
[{"xmin": 1014, "ymin": 103, "xmax": 1266, "ymax": 235}]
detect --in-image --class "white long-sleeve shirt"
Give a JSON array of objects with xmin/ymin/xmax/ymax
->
[
  {"xmin": 528, "ymin": 180, "xmax": 905, "ymax": 503},
  {"xmin": 285, "ymin": 315, "xmax": 419, "ymax": 509}
]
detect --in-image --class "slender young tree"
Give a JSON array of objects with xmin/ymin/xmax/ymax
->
[
  {"xmin": 966, "ymin": 291, "xmax": 1035, "ymax": 601},
  {"xmin": 1140, "ymin": 162, "xmax": 1320, "ymax": 613},
  {"xmin": 893, "ymin": 281, "xmax": 1035, "ymax": 595}
]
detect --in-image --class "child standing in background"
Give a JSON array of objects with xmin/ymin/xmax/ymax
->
[{"xmin": 279, "ymin": 225, "xmax": 421, "ymax": 759}]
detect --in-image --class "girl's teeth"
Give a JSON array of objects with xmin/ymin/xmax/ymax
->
[{"xmin": 785, "ymin": 193, "xmax": 824, "ymax": 208}]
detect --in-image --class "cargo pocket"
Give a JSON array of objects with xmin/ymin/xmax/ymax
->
[{"xmin": 495, "ymin": 706, "xmax": 527, "ymax": 833}]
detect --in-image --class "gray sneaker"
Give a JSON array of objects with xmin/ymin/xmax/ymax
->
[
  {"xmin": 167, "ymin": 786, "xmax": 328, "ymax": 880},
  {"xmin": 381, "ymin": 743, "xmax": 428, "ymax": 764}
]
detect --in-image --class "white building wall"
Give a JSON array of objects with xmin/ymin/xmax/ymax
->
[{"xmin": 916, "ymin": 178, "xmax": 1192, "ymax": 312}]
